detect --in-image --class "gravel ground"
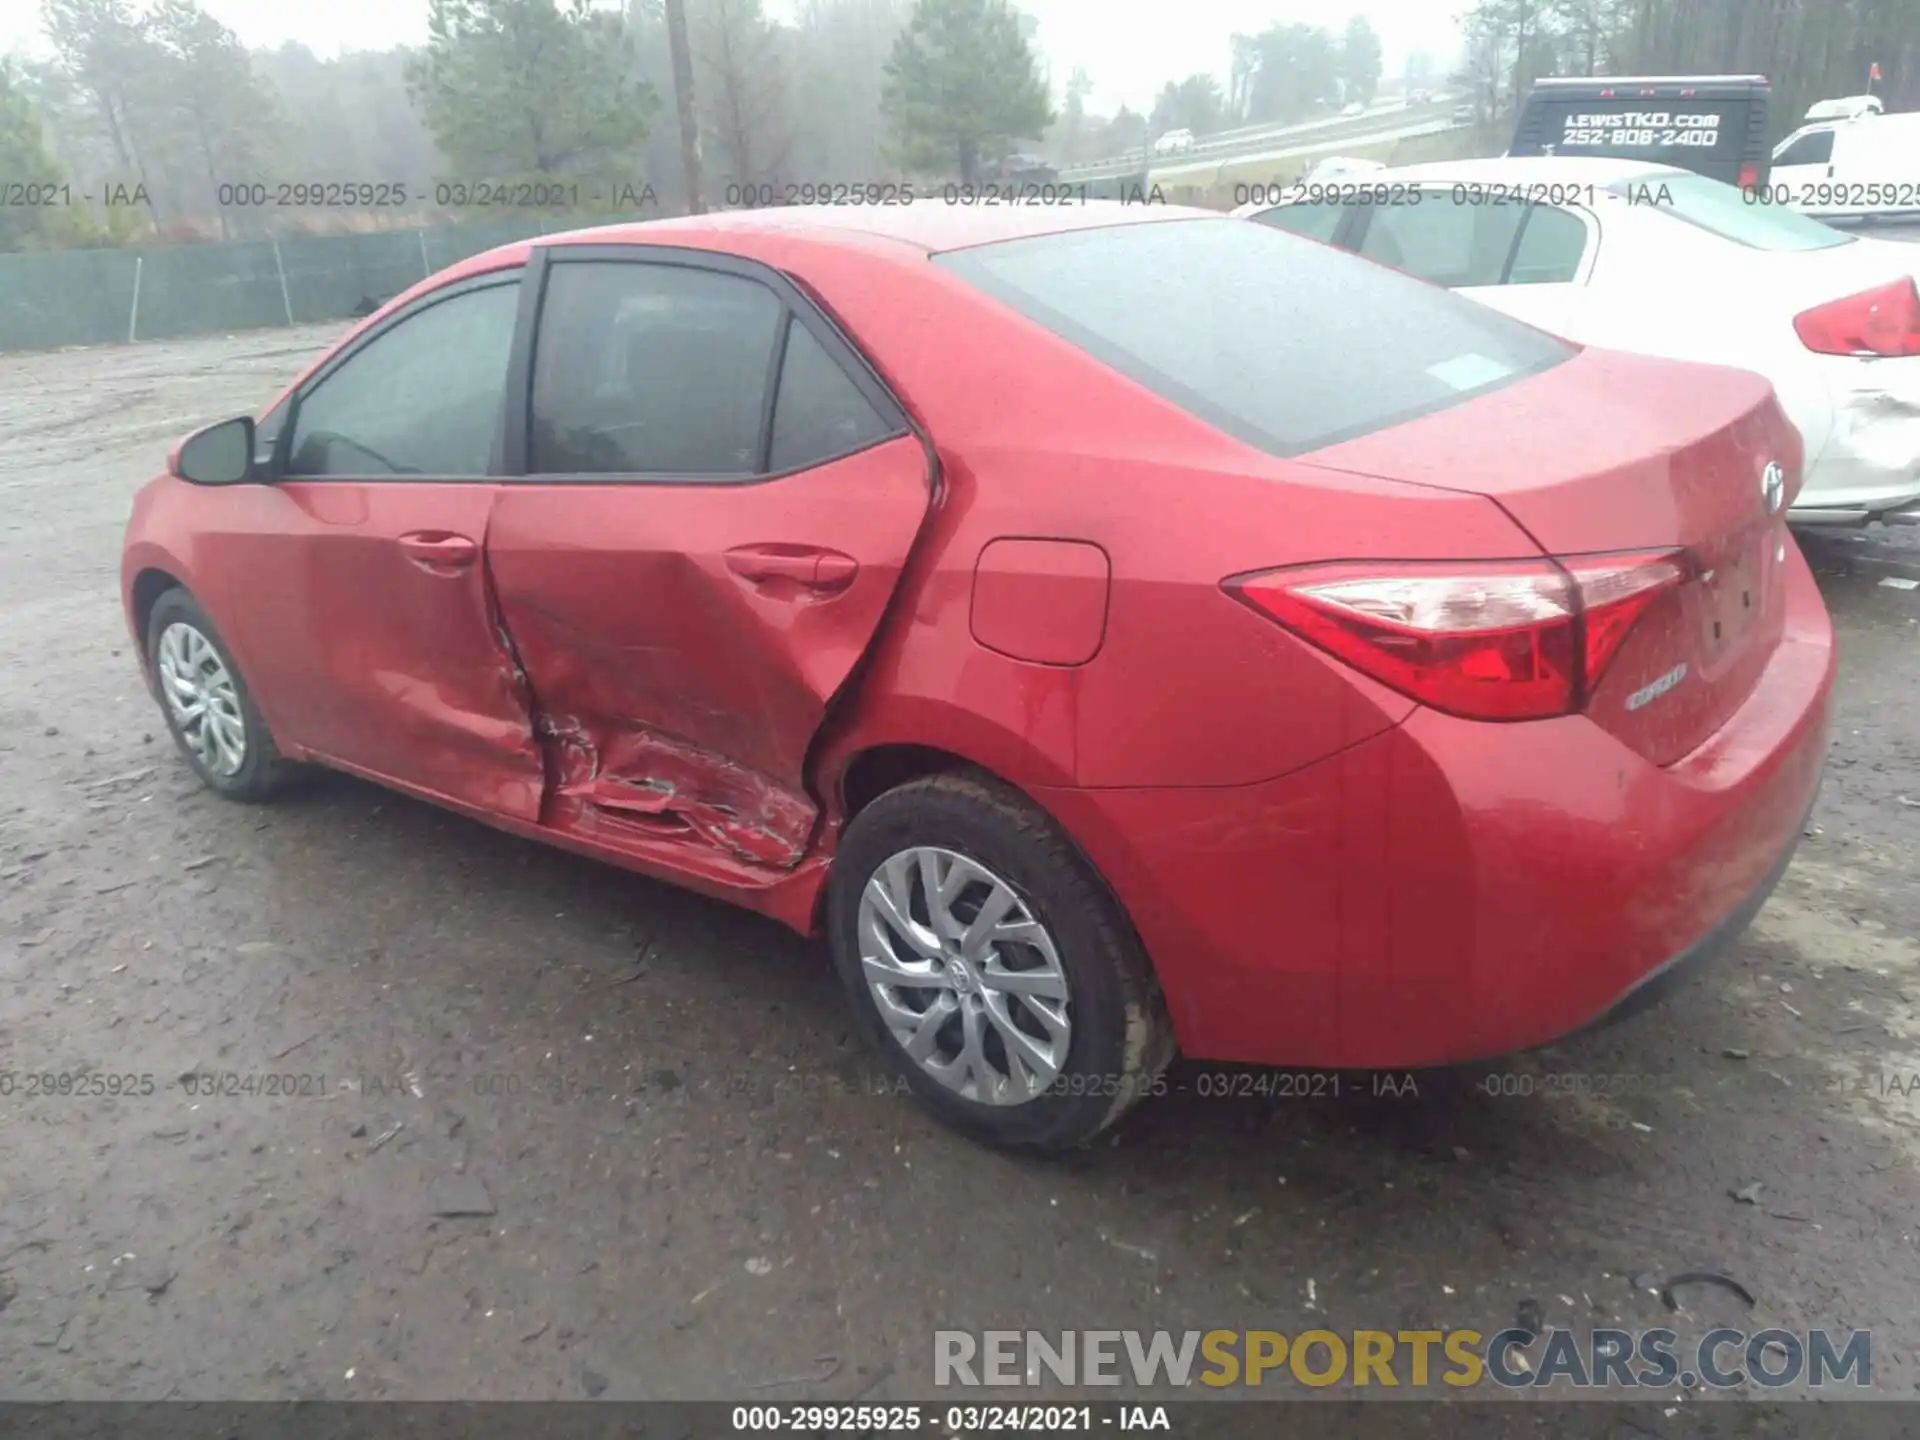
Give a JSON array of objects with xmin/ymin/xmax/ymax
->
[{"xmin": 0, "ymin": 324, "xmax": 1917, "ymax": 1418}]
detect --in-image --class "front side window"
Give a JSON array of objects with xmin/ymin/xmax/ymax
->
[
  {"xmin": 285, "ymin": 281, "xmax": 520, "ymax": 477},
  {"xmin": 1773, "ymin": 129, "xmax": 1835, "ymax": 167},
  {"xmin": 530, "ymin": 261, "xmax": 785, "ymax": 476},
  {"xmin": 937, "ymin": 217, "xmax": 1572, "ymax": 457}
]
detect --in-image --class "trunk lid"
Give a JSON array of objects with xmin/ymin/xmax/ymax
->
[{"xmin": 1302, "ymin": 347, "xmax": 1799, "ymax": 764}]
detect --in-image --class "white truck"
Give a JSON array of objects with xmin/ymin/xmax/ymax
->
[{"xmin": 1769, "ymin": 95, "xmax": 1920, "ymax": 220}]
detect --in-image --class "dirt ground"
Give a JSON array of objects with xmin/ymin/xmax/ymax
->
[{"xmin": 1, "ymin": 320, "xmax": 1917, "ymax": 1421}]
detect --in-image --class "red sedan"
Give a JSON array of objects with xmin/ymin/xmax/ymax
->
[{"xmin": 122, "ymin": 203, "xmax": 1835, "ymax": 1151}]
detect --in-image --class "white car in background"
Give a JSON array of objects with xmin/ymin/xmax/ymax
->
[
  {"xmin": 1244, "ymin": 156, "xmax": 1920, "ymax": 526},
  {"xmin": 1306, "ymin": 156, "xmax": 1386, "ymax": 183},
  {"xmin": 1153, "ymin": 128, "xmax": 1196, "ymax": 156},
  {"xmin": 1771, "ymin": 95, "xmax": 1920, "ymax": 221}
]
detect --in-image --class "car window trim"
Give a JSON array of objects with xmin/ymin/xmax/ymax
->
[
  {"xmin": 756, "ymin": 311, "xmax": 796, "ymax": 475},
  {"xmin": 1330, "ymin": 199, "xmax": 1369, "ymax": 250},
  {"xmin": 1341, "ymin": 200, "xmax": 1377, "ymax": 257},
  {"xmin": 272, "ymin": 266, "xmax": 527, "ymax": 482},
  {"xmin": 1497, "ymin": 204, "xmax": 1534, "ymax": 283},
  {"xmin": 505, "ymin": 242, "xmax": 912, "ymax": 487}
]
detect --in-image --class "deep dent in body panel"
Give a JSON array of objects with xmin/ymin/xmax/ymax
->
[
  {"xmin": 482, "ymin": 546, "xmax": 815, "ymax": 870},
  {"xmin": 546, "ymin": 719, "xmax": 816, "ymax": 868}
]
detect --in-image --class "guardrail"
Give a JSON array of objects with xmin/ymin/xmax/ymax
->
[
  {"xmin": 1142, "ymin": 117, "xmax": 1473, "ymax": 186},
  {"xmin": 1060, "ymin": 101, "xmax": 1459, "ymax": 182}
]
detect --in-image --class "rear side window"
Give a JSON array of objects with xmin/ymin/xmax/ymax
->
[
  {"xmin": 1773, "ymin": 129, "xmax": 1835, "ymax": 167},
  {"xmin": 769, "ymin": 318, "xmax": 892, "ymax": 471},
  {"xmin": 1507, "ymin": 205, "xmax": 1589, "ymax": 283},
  {"xmin": 1253, "ymin": 200, "xmax": 1345, "ymax": 244},
  {"xmin": 1357, "ymin": 198, "xmax": 1527, "ymax": 286},
  {"xmin": 531, "ymin": 261, "xmax": 784, "ymax": 476},
  {"xmin": 937, "ymin": 218, "xmax": 1572, "ymax": 457}
]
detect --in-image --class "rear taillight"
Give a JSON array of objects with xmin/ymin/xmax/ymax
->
[
  {"xmin": 1737, "ymin": 161, "xmax": 1759, "ymax": 190},
  {"xmin": 1793, "ymin": 278, "xmax": 1920, "ymax": 357},
  {"xmin": 1229, "ymin": 552, "xmax": 1688, "ymax": 722}
]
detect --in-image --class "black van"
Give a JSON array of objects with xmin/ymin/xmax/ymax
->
[{"xmin": 1507, "ymin": 75, "xmax": 1772, "ymax": 189}]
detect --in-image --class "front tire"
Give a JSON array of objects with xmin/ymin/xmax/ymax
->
[
  {"xmin": 146, "ymin": 588, "xmax": 292, "ymax": 802},
  {"xmin": 828, "ymin": 772, "xmax": 1174, "ymax": 1152}
]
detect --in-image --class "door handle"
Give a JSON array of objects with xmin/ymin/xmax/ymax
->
[
  {"xmin": 398, "ymin": 531, "xmax": 479, "ymax": 574},
  {"xmin": 725, "ymin": 545, "xmax": 859, "ymax": 594}
]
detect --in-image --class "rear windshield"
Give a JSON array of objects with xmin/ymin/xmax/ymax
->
[
  {"xmin": 1611, "ymin": 173, "xmax": 1853, "ymax": 250},
  {"xmin": 935, "ymin": 218, "xmax": 1573, "ymax": 457},
  {"xmin": 1516, "ymin": 97, "xmax": 1759, "ymax": 166}
]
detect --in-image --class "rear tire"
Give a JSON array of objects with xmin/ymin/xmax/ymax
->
[
  {"xmin": 146, "ymin": 588, "xmax": 293, "ymax": 803},
  {"xmin": 828, "ymin": 772, "xmax": 1174, "ymax": 1152}
]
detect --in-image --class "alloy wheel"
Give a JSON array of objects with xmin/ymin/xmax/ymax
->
[
  {"xmin": 156, "ymin": 621, "xmax": 248, "ymax": 777},
  {"xmin": 857, "ymin": 846, "xmax": 1072, "ymax": 1105}
]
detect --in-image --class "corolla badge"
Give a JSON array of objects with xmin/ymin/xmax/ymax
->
[
  {"xmin": 1626, "ymin": 663, "xmax": 1689, "ymax": 712},
  {"xmin": 1761, "ymin": 461, "xmax": 1785, "ymax": 516}
]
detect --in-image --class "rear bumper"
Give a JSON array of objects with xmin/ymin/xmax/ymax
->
[
  {"xmin": 1568, "ymin": 779, "xmax": 1815, "ymax": 1040},
  {"xmin": 1038, "ymin": 543, "xmax": 1836, "ymax": 1070},
  {"xmin": 1791, "ymin": 497, "xmax": 1920, "ymax": 527}
]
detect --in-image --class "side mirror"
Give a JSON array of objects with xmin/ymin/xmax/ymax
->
[{"xmin": 169, "ymin": 416, "xmax": 257, "ymax": 486}]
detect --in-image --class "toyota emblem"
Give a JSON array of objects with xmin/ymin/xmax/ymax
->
[{"xmin": 1761, "ymin": 461, "xmax": 1785, "ymax": 516}]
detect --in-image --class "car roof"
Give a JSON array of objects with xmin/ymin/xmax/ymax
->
[
  {"xmin": 1527, "ymin": 73, "xmax": 1767, "ymax": 87},
  {"xmin": 1363, "ymin": 156, "xmax": 1692, "ymax": 187},
  {"xmin": 532, "ymin": 200, "xmax": 1212, "ymax": 258},
  {"xmin": 377, "ymin": 200, "xmax": 1224, "ymax": 328},
  {"xmin": 1803, "ymin": 108, "xmax": 1920, "ymax": 129}
]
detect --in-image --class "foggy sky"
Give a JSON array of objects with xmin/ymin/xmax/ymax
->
[{"xmin": 0, "ymin": 0, "xmax": 1463, "ymax": 115}]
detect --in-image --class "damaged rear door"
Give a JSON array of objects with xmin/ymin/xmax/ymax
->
[{"xmin": 485, "ymin": 246, "xmax": 930, "ymax": 869}]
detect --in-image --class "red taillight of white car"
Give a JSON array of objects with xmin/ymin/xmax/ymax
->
[
  {"xmin": 1229, "ymin": 552, "xmax": 1689, "ymax": 721},
  {"xmin": 1793, "ymin": 277, "xmax": 1920, "ymax": 358}
]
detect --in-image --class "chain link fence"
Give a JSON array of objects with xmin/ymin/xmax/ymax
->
[{"xmin": 0, "ymin": 214, "xmax": 652, "ymax": 353}]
